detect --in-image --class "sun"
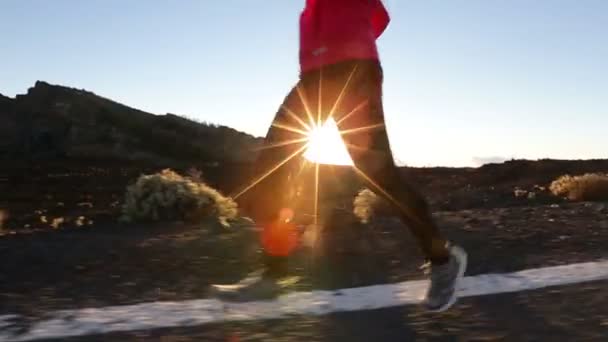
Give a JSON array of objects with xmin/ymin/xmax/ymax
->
[{"xmin": 304, "ymin": 118, "xmax": 353, "ymax": 166}]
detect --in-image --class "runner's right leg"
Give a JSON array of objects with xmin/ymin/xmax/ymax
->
[{"xmin": 210, "ymin": 80, "xmax": 311, "ymax": 301}]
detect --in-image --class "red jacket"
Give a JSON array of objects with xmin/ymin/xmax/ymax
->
[{"xmin": 299, "ymin": 0, "xmax": 390, "ymax": 73}]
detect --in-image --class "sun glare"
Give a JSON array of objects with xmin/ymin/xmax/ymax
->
[{"xmin": 304, "ymin": 118, "xmax": 353, "ymax": 166}]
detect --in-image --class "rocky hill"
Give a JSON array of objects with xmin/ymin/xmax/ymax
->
[{"xmin": 0, "ymin": 81, "xmax": 262, "ymax": 164}]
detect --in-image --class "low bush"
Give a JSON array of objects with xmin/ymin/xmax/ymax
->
[
  {"xmin": 121, "ymin": 169, "xmax": 238, "ymax": 225},
  {"xmin": 353, "ymin": 188, "xmax": 395, "ymax": 223},
  {"xmin": 549, "ymin": 173, "xmax": 608, "ymax": 201}
]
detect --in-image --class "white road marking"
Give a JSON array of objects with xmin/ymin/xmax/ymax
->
[{"xmin": 2, "ymin": 260, "xmax": 608, "ymax": 341}]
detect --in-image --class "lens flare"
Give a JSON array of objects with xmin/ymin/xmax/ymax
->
[
  {"xmin": 234, "ymin": 66, "xmax": 400, "ymax": 236},
  {"xmin": 303, "ymin": 118, "xmax": 353, "ymax": 166}
]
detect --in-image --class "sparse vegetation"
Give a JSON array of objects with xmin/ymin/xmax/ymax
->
[
  {"xmin": 549, "ymin": 173, "xmax": 608, "ymax": 201},
  {"xmin": 121, "ymin": 169, "xmax": 238, "ymax": 225},
  {"xmin": 513, "ymin": 188, "xmax": 528, "ymax": 198},
  {"xmin": 513, "ymin": 188, "xmax": 537, "ymax": 199}
]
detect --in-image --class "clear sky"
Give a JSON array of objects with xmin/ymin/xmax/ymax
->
[{"xmin": 2, "ymin": 1, "xmax": 606, "ymax": 166}]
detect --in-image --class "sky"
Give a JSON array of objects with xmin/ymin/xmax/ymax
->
[{"xmin": 1, "ymin": 0, "xmax": 607, "ymax": 167}]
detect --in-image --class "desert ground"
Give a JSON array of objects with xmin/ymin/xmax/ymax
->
[{"xmin": 1, "ymin": 158, "xmax": 608, "ymax": 341}]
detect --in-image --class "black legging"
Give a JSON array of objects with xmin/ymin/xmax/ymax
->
[{"xmin": 237, "ymin": 59, "xmax": 449, "ymax": 264}]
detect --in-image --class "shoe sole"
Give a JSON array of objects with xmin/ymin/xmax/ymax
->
[
  {"xmin": 207, "ymin": 285, "xmax": 240, "ymax": 302},
  {"xmin": 208, "ymin": 284, "xmax": 281, "ymax": 303},
  {"xmin": 208, "ymin": 285, "xmax": 257, "ymax": 303},
  {"xmin": 428, "ymin": 245, "xmax": 468, "ymax": 313}
]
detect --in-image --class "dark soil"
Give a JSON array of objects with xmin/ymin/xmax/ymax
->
[{"xmin": 2, "ymin": 158, "xmax": 608, "ymax": 341}]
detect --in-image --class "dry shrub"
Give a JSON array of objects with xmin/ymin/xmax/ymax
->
[
  {"xmin": 549, "ymin": 173, "xmax": 608, "ymax": 201},
  {"xmin": 121, "ymin": 169, "xmax": 238, "ymax": 225},
  {"xmin": 513, "ymin": 188, "xmax": 528, "ymax": 198},
  {"xmin": 353, "ymin": 188, "xmax": 395, "ymax": 223},
  {"xmin": 513, "ymin": 188, "xmax": 537, "ymax": 199}
]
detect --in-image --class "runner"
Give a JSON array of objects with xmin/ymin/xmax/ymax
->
[{"xmin": 212, "ymin": 0, "xmax": 467, "ymax": 312}]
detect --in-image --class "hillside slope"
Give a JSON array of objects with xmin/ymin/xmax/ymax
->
[{"xmin": 0, "ymin": 81, "xmax": 262, "ymax": 164}]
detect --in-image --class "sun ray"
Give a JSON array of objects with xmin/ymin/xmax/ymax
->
[
  {"xmin": 254, "ymin": 137, "xmax": 309, "ymax": 151},
  {"xmin": 233, "ymin": 144, "xmax": 308, "ymax": 200},
  {"xmin": 327, "ymin": 65, "xmax": 359, "ymax": 120},
  {"xmin": 296, "ymin": 84, "xmax": 317, "ymax": 128},
  {"xmin": 339, "ymin": 123, "xmax": 385, "ymax": 136},
  {"xmin": 271, "ymin": 122, "xmax": 309, "ymax": 136},
  {"xmin": 317, "ymin": 69, "xmax": 323, "ymax": 126},
  {"xmin": 281, "ymin": 105, "xmax": 311, "ymax": 131},
  {"xmin": 314, "ymin": 162, "xmax": 320, "ymax": 226},
  {"xmin": 335, "ymin": 100, "xmax": 369, "ymax": 126},
  {"xmin": 343, "ymin": 142, "xmax": 367, "ymax": 152},
  {"xmin": 295, "ymin": 158, "xmax": 313, "ymax": 178},
  {"xmin": 352, "ymin": 165, "xmax": 425, "ymax": 226}
]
